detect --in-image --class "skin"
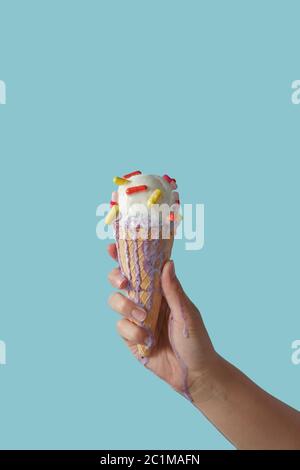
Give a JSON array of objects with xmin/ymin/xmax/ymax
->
[{"xmin": 107, "ymin": 243, "xmax": 300, "ymax": 450}]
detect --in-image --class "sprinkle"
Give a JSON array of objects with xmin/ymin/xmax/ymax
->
[
  {"xmin": 170, "ymin": 212, "xmax": 182, "ymax": 222},
  {"xmin": 105, "ymin": 205, "xmax": 119, "ymax": 224},
  {"xmin": 110, "ymin": 200, "xmax": 118, "ymax": 207},
  {"xmin": 163, "ymin": 174, "xmax": 173, "ymax": 183},
  {"xmin": 163, "ymin": 174, "xmax": 177, "ymax": 189},
  {"xmin": 126, "ymin": 185, "xmax": 148, "ymax": 195},
  {"xmin": 123, "ymin": 170, "xmax": 142, "ymax": 179},
  {"xmin": 113, "ymin": 176, "xmax": 129, "ymax": 185},
  {"xmin": 147, "ymin": 189, "xmax": 162, "ymax": 207}
]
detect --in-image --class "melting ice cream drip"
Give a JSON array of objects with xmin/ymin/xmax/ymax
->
[
  {"xmin": 140, "ymin": 355, "xmax": 149, "ymax": 366},
  {"xmin": 141, "ymin": 238, "xmax": 151, "ymax": 311},
  {"xmin": 132, "ymin": 235, "xmax": 141, "ymax": 304},
  {"xmin": 113, "ymin": 223, "xmax": 122, "ymax": 275},
  {"xmin": 141, "ymin": 238, "xmax": 166, "ymax": 312},
  {"xmin": 114, "ymin": 222, "xmax": 130, "ymax": 291},
  {"xmin": 146, "ymin": 239, "xmax": 159, "ymax": 311},
  {"xmin": 179, "ymin": 299, "xmax": 189, "ymax": 339},
  {"xmin": 124, "ymin": 238, "xmax": 132, "ymax": 291}
]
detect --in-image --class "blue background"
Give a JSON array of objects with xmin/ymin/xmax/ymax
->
[{"xmin": 0, "ymin": 0, "xmax": 299, "ymax": 450}]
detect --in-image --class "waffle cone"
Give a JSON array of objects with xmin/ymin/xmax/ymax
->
[{"xmin": 116, "ymin": 226, "xmax": 174, "ymax": 357}]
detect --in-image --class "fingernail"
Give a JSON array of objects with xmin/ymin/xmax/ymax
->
[
  {"xmin": 169, "ymin": 260, "xmax": 175, "ymax": 279},
  {"xmin": 118, "ymin": 275, "xmax": 128, "ymax": 289},
  {"xmin": 132, "ymin": 308, "xmax": 147, "ymax": 322}
]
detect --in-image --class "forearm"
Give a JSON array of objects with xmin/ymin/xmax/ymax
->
[{"xmin": 191, "ymin": 355, "xmax": 300, "ymax": 449}]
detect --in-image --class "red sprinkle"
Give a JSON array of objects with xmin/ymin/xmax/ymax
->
[
  {"xmin": 126, "ymin": 185, "xmax": 148, "ymax": 195},
  {"xmin": 123, "ymin": 170, "xmax": 142, "ymax": 179},
  {"xmin": 110, "ymin": 201, "xmax": 118, "ymax": 207},
  {"xmin": 169, "ymin": 211, "xmax": 175, "ymax": 222},
  {"xmin": 163, "ymin": 174, "xmax": 172, "ymax": 183}
]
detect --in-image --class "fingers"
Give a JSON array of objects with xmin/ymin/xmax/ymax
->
[
  {"xmin": 107, "ymin": 242, "xmax": 150, "ymax": 353},
  {"xmin": 108, "ymin": 292, "xmax": 147, "ymax": 322},
  {"xmin": 108, "ymin": 267, "xmax": 128, "ymax": 289},
  {"xmin": 107, "ymin": 243, "xmax": 118, "ymax": 261},
  {"xmin": 117, "ymin": 318, "xmax": 148, "ymax": 345}
]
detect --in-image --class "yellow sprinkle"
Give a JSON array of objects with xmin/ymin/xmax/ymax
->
[
  {"xmin": 105, "ymin": 205, "xmax": 119, "ymax": 224},
  {"xmin": 113, "ymin": 176, "xmax": 129, "ymax": 185},
  {"xmin": 147, "ymin": 189, "xmax": 162, "ymax": 207}
]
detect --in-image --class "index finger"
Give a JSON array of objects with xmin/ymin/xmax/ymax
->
[{"xmin": 107, "ymin": 243, "xmax": 118, "ymax": 261}]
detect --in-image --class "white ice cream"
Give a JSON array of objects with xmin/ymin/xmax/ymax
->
[{"xmin": 118, "ymin": 174, "xmax": 178, "ymax": 221}]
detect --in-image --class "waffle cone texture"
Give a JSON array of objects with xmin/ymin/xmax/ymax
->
[{"xmin": 116, "ymin": 226, "xmax": 174, "ymax": 357}]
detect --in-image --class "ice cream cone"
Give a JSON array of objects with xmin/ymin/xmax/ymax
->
[
  {"xmin": 116, "ymin": 225, "xmax": 174, "ymax": 357},
  {"xmin": 106, "ymin": 171, "xmax": 181, "ymax": 357}
]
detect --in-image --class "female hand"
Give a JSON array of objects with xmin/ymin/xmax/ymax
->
[
  {"xmin": 107, "ymin": 243, "xmax": 219, "ymax": 402},
  {"xmin": 108, "ymin": 243, "xmax": 300, "ymax": 449}
]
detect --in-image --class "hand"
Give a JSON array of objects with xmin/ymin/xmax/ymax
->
[
  {"xmin": 108, "ymin": 243, "xmax": 300, "ymax": 448},
  {"xmin": 107, "ymin": 243, "xmax": 219, "ymax": 402}
]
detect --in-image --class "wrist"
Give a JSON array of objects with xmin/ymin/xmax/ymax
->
[{"xmin": 189, "ymin": 352, "xmax": 228, "ymax": 406}]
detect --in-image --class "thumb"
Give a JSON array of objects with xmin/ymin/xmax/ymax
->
[
  {"xmin": 161, "ymin": 260, "xmax": 194, "ymax": 327},
  {"xmin": 161, "ymin": 261, "xmax": 214, "ymax": 369}
]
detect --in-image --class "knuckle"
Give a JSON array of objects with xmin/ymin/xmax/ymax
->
[
  {"xmin": 107, "ymin": 292, "xmax": 115, "ymax": 307},
  {"xmin": 108, "ymin": 268, "xmax": 118, "ymax": 284},
  {"xmin": 118, "ymin": 294, "xmax": 129, "ymax": 312},
  {"xmin": 116, "ymin": 319, "xmax": 124, "ymax": 333}
]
